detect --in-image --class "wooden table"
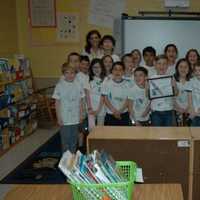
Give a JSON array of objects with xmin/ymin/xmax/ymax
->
[
  {"xmin": 4, "ymin": 184, "xmax": 183, "ymax": 200},
  {"xmin": 87, "ymin": 126, "xmax": 191, "ymax": 200}
]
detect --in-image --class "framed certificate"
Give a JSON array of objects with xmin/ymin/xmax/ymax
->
[{"xmin": 148, "ymin": 76, "xmax": 175, "ymax": 100}]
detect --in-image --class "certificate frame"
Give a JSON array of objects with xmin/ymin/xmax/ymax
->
[{"xmin": 147, "ymin": 75, "xmax": 175, "ymax": 100}]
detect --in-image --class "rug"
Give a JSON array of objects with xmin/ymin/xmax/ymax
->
[{"xmin": 0, "ymin": 132, "xmax": 67, "ymax": 184}]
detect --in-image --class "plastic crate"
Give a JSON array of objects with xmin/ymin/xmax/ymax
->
[{"xmin": 70, "ymin": 161, "xmax": 137, "ymax": 200}]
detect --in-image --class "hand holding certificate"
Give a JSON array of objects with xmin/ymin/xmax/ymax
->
[{"xmin": 147, "ymin": 75, "xmax": 175, "ymax": 100}]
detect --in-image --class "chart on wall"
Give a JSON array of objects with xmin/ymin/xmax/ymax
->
[
  {"xmin": 56, "ymin": 13, "xmax": 79, "ymax": 42},
  {"xmin": 28, "ymin": 0, "xmax": 56, "ymax": 27}
]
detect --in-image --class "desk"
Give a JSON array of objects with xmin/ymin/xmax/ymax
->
[
  {"xmin": 190, "ymin": 128, "xmax": 200, "ymax": 200},
  {"xmin": 4, "ymin": 184, "xmax": 183, "ymax": 200},
  {"xmin": 87, "ymin": 126, "xmax": 191, "ymax": 200}
]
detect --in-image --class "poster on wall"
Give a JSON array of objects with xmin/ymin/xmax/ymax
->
[
  {"xmin": 164, "ymin": 0, "xmax": 190, "ymax": 7},
  {"xmin": 28, "ymin": 0, "xmax": 56, "ymax": 27},
  {"xmin": 88, "ymin": 0, "xmax": 125, "ymax": 28},
  {"xmin": 56, "ymin": 13, "xmax": 79, "ymax": 42}
]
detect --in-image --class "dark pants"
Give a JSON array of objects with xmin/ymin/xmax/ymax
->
[
  {"xmin": 104, "ymin": 112, "xmax": 131, "ymax": 126},
  {"xmin": 60, "ymin": 124, "xmax": 79, "ymax": 153},
  {"xmin": 191, "ymin": 116, "xmax": 200, "ymax": 127},
  {"xmin": 151, "ymin": 110, "xmax": 174, "ymax": 127}
]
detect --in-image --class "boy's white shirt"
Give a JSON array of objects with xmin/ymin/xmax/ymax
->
[
  {"xmin": 150, "ymin": 73, "xmax": 174, "ymax": 111},
  {"xmin": 52, "ymin": 79, "xmax": 84, "ymax": 125},
  {"xmin": 143, "ymin": 64, "xmax": 157, "ymax": 77},
  {"xmin": 175, "ymin": 81, "xmax": 191, "ymax": 110},
  {"xmin": 128, "ymin": 84, "xmax": 150, "ymax": 121},
  {"xmin": 76, "ymin": 72, "xmax": 90, "ymax": 90},
  {"xmin": 189, "ymin": 77, "xmax": 200, "ymax": 115},
  {"xmin": 89, "ymin": 76, "xmax": 105, "ymax": 116},
  {"xmin": 101, "ymin": 78, "xmax": 130, "ymax": 114},
  {"xmin": 123, "ymin": 74, "xmax": 135, "ymax": 88}
]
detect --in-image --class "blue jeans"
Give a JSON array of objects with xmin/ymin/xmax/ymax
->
[
  {"xmin": 151, "ymin": 111, "xmax": 174, "ymax": 127},
  {"xmin": 60, "ymin": 124, "xmax": 79, "ymax": 153},
  {"xmin": 191, "ymin": 116, "xmax": 200, "ymax": 127}
]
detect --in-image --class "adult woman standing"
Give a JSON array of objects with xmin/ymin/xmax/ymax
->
[{"xmin": 82, "ymin": 30, "xmax": 103, "ymax": 61}]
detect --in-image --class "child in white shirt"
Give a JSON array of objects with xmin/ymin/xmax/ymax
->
[
  {"xmin": 148, "ymin": 55, "xmax": 178, "ymax": 126},
  {"xmin": 52, "ymin": 63, "xmax": 84, "ymax": 153},
  {"xmin": 142, "ymin": 46, "xmax": 157, "ymax": 77},
  {"xmin": 102, "ymin": 62, "xmax": 131, "ymax": 126},
  {"xmin": 174, "ymin": 58, "xmax": 192, "ymax": 126},
  {"xmin": 102, "ymin": 55, "xmax": 113, "ymax": 78},
  {"xmin": 164, "ymin": 44, "xmax": 178, "ymax": 75},
  {"xmin": 131, "ymin": 49, "xmax": 142, "ymax": 68},
  {"xmin": 128, "ymin": 67, "xmax": 150, "ymax": 126},
  {"xmin": 122, "ymin": 53, "xmax": 135, "ymax": 87},
  {"xmin": 189, "ymin": 62, "xmax": 200, "ymax": 126},
  {"xmin": 100, "ymin": 35, "xmax": 120, "ymax": 62},
  {"xmin": 89, "ymin": 58, "xmax": 105, "ymax": 125}
]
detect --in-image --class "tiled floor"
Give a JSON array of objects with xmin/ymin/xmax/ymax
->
[{"xmin": 0, "ymin": 127, "xmax": 58, "ymax": 200}]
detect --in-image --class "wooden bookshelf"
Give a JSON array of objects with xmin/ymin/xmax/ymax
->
[
  {"xmin": 0, "ymin": 76, "xmax": 32, "ymax": 87},
  {"xmin": 0, "ymin": 129, "xmax": 36, "ymax": 158},
  {"xmin": 0, "ymin": 70, "xmax": 37, "ymax": 157}
]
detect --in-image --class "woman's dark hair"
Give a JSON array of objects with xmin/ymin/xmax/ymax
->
[
  {"xmin": 85, "ymin": 30, "xmax": 101, "ymax": 54},
  {"xmin": 131, "ymin": 49, "xmax": 142, "ymax": 61},
  {"xmin": 174, "ymin": 58, "xmax": 192, "ymax": 82},
  {"xmin": 164, "ymin": 44, "xmax": 178, "ymax": 55},
  {"xmin": 111, "ymin": 61, "xmax": 125, "ymax": 72},
  {"xmin": 185, "ymin": 49, "xmax": 200, "ymax": 64},
  {"xmin": 100, "ymin": 35, "xmax": 116, "ymax": 47},
  {"xmin": 101, "ymin": 55, "xmax": 114, "ymax": 74},
  {"xmin": 89, "ymin": 58, "xmax": 105, "ymax": 81}
]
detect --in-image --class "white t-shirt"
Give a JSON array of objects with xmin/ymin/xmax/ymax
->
[
  {"xmin": 175, "ymin": 81, "xmax": 191, "ymax": 110},
  {"xmin": 123, "ymin": 75, "xmax": 135, "ymax": 88},
  {"xmin": 81, "ymin": 49, "xmax": 103, "ymax": 61},
  {"xmin": 143, "ymin": 65, "xmax": 157, "ymax": 77},
  {"xmin": 76, "ymin": 72, "xmax": 90, "ymax": 90},
  {"xmin": 101, "ymin": 79, "xmax": 129, "ymax": 114},
  {"xmin": 167, "ymin": 63, "xmax": 176, "ymax": 76},
  {"xmin": 111, "ymin": 54, "xmax": 120, "ymax": 62},
  {"xmin": 52, "ymin": 79, "xmax": 84, "ymax": 125},
  {"xmin": 189, "ymin": 77, "xmax": 200, "ymax": 115},
  {"xmin": 150, "ymin": 74, "xmax": 174, "ymax": 111},
  {"xmin": 128, "ymin": 84, "xmax": 150, "ymax": 121},
  {"xmin": 89, "ymin": 77, "xmax": 105, "ymax": 116}
]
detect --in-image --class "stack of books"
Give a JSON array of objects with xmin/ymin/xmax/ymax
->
[{"xmin": 59, "ymin": 150, "xmax": 130, "ymax": 200}]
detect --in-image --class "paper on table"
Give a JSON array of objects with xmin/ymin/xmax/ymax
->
[{"xmin": 136, "ymin": 168, "xmax": 144, "ymax": 183}]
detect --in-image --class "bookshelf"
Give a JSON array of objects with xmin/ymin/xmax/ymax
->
[{"xmin": 0, "ymin": 57, "xmax": 38, "ymax": 157}]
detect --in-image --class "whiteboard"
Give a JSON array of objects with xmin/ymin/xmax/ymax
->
[{"xmin": 122, "ymin": 18, "xmax": 200, "ymax": 58}]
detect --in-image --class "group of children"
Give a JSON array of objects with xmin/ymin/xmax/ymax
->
[{"xmin": 52, "ymin": 30, "xmax": 200, "ymax": 153}]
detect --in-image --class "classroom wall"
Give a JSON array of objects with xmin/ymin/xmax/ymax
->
[
  {"xmin": 16, "ymin": 0, "xmax": 200, "ymax": 81},
  {"xmin": 0, "ymin": 1, "xmax": 18, "ymax": 57}
]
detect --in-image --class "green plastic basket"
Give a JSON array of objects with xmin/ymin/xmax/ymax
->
[{"xmin": 70, "ymin": 161, "xmax": 137, "ymax": 200}]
